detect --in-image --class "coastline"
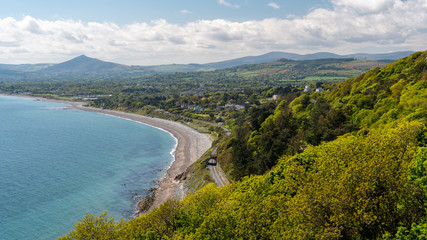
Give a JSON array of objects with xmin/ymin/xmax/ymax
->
[{"xmin": 1, "ymin": 95, "xmax": 212, "ymax": 212}]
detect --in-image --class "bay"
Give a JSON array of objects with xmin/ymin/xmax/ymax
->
[{"xmin": 0, "ymin": 96, "xmax": 176, "ymax": 239}]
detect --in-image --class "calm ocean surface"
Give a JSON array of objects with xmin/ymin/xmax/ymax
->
[{"xmin": 0, "ymin": 96, "xmax": 176, "ymax": 239}]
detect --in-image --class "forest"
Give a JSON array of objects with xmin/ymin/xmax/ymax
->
[{"xmin": 1, "ymin": 52, "xmax": 425, "ymax": 239}]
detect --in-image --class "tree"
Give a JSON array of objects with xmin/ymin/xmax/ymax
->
[{"xmin": 58, "ymin": 212, "xmax": 123, "ymax": 240}]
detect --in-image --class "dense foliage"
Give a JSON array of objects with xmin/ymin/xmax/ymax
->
[{"xmin": 223, "ymin": 89, "xmax": 357, "ymax": 179}]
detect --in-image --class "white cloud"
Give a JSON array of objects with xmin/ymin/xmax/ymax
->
[
  {"xmin": 218, "ymin": 0, "xmax": 240, "ymax": 8},
  {"xmin": 268, "ymin": 3, "xmax": 280, "ymax": 9},
  {"xmin": 0, "ymin": 0, "xmax": 425, "ymax": 65},
  {"xmin": 332, "ymin": 0, "xmax": 395, "ymax": 13},
  {"xmin": 181, "ymin": 9, "xmax": 191, "ymax": 14}
]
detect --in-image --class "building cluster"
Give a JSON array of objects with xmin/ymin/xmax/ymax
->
[{"xmin": 303, "ymin": 85, "xmax": 324, "ymax": 93}]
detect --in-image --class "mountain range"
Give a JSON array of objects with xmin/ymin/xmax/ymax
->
[
  {"xmin": 0, "ymin": 51, "xmax": 414, "ymax": 77},
  {"xmin": 201, "ymin": 51, "xmax": 414, "ymax": 69}
]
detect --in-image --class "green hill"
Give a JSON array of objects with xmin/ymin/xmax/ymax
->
[
  {"xmin": 328, "ymin": 51, "xmax": 426, "ymax": 128},
  {"xmin": 39, "ymin": 55, "xmax": 132, "ymax": 74},
  {"xmin": 60, "ymin": 51, "xmax": 426, "ymax": 239}
]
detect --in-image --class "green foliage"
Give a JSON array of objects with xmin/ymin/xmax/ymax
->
[
  {"xmin": 58, "ymin": 212, "xmax": 123, "ymax": 240},
  {"xmin": 393, "ymin": 221, "xmax": 427, "ymax": 240},
  {"xmin": 410, "ymin": 147, "xmax": 427, "ymax": 190},
  {"xmin": 228, "ymin": 93, "xmax": 355, "ymax": 178},
  {"xmin": 277, "ymin": 122, "xmax": 425, "ymax": 239},
  {"xmin": 329, "ymin": 51, "xmax": 427, "ymax": 128},
  {"xmin": 248, "ymin": 100, "xmax": 297, "ymax": 173},
  {"xmin": 290, "ymin": 94, "xmax": 310, "ymax": 113}
]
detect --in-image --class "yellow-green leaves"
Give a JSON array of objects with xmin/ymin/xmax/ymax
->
[
  {"xmin": 328, "ymin": 51, "xmax": 427, "ymax": 128},
  {"xmin": 58, "ymin": 212, "xmax": 123, "ymax": 240}
]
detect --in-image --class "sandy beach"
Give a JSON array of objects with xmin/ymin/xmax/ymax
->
[
  {"xmin": 68, "ymin": 102, "xmax": 212, "ymax": 210},
  {"xmin": 2, "ymin": 95, "xmax": 212, "ymax": 211}
]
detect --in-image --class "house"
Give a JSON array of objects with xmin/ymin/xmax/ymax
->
[
  {"xmin": 303, "ymin": 85, "xmax": 312, "ymax": 92},
  {"xmin": 225, "ymin": 104, "xmax": 245, "ymax": 111},
  {"xmin": 315, "ymin": 87, "xmax": 324, "ymax": 93}
]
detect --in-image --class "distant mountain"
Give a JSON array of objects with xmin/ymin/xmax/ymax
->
[
  {"xmin": 0, "ymin": 68, "xmax": 22, "ymax": 77},
  {"xmin": 202, "ymin": 52, "xmax": 301, "ymax": 69},
  {"xmin": 0, "ymin": 63, "xmax": 53, "ymax": 72},
  {"xmin": 39, "ymin": 55, "xmax": 131, "ymax": 74},
  {"xmin": 346, "ymin": 52, "xmax": 416, "ymax": 61},
  {"xmin": 293, "ymin": 52, "xmax": 344, "ymax": 60},
  {"xmin": 203, "ymin": 51, "xmax": 414, "ymax": 69}
]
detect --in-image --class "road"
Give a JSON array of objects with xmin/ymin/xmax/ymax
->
[
  {"xmin": 207, "ymin": 158, "xmax": 228, "ymax": 187},
  {"xmin": 153, "ymin": 110, "xmax": 231, "ymax": 185}
]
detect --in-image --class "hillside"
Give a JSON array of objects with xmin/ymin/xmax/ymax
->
[
  {"xmin": 328, "ymin": 51, "xmax": 427, "ymax": 127},
  {"xmin": 0, "ymin": 63, "xmax": 52, "ymax": 72},
  {"xmin": 59, "ymin": 52, "xmax": 426, "ymax": 239},
  {"xmin": 39, "ymin": 55, "xmax": 131, "ymax": 74}
]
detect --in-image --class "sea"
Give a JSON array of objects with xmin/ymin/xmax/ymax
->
[{"xmin": 0, "ymin": 96, "xmax": 176, "ymax": 239}]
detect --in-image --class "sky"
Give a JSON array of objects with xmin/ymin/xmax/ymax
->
[{"xmin": 0, "ymin": 0, "xmax": 426, "ymax": 65}]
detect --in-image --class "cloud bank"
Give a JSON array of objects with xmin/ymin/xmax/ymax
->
[{"xmin": 0, "ymin": 0, "xmax": 425, "ymax": 65}]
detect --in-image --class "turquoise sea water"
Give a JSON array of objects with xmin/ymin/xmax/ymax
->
[{"xmin": 0, "ymin": 96, "xmax": 176, "ymax": 239}]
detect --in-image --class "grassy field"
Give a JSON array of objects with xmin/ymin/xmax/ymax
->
[{"xmin": 230, "ymin": 59, "xmax": 387, "ymax": 81}]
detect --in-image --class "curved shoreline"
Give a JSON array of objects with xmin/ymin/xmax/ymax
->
[
  {"xmin": 71, "ymin": 105, "xmax": 212, "ymax": 210},
  {"xmin": 2, "ymin": 95, "xmax": 212, "ymax": 211},
  {"xmin": 92, "ymin": 111, "xmax": 180, "ymax": 178},
  {"xmin": 77, "ymin": 106, "xmax": 212, "ymax": 209}
]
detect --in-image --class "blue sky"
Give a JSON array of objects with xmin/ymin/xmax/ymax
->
[
  {"xmin": 0, "ymin": 0, "xmax": 331, "ymax": 24},
  {"xmin": 0, "ymin": 0, "xmax": 425, "ymax": 65}
]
